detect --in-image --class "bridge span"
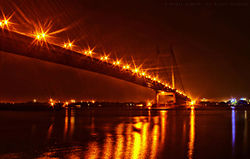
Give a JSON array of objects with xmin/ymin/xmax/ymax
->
[{"xmin": 0, "ymin": 30, "xmax": 190, "ymax": 105}]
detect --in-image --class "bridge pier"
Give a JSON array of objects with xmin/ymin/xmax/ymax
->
[{"xmin": 155, "ymin": 90, "xmax": 176, "ymax": 106}]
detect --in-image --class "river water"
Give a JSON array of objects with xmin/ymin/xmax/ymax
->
[{"xmin": 0, "ymin": 107, "xmax": 249, "ymax": 159}]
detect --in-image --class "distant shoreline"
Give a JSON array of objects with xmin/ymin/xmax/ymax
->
[{"xmin": 0, "ymin": 102, "xmax": 249, "ymax": 111}]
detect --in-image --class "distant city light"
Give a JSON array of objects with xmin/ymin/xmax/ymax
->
[
  {"xmin": 201, "ymin": 98, "xmax": 208, "ymax": 102},
  {"xmin": 49, "ymin": 98, "xmax": 53, "ymax": 102},
  {"xmin": 136, "ymin": 103, "xmax": 143, "ymax": 107},
  {"xmin": 240, "ymin": 98, "xmax": 246, "ymax": 101},
  {"xmin": 190, "ymin": 100, "xmax": 196, "ymax": 105},
  {"xmin": 230, "ymin": 98, "xmax": 237, "ymax": 105},
  {"xmin": 147, "ymin": 101, "xmax": 152, "ymax": 107}
]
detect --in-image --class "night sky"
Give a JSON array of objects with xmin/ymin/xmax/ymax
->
[{"xmin": 0, "ymin": 0, "xmax": 249, "ymax": 102}]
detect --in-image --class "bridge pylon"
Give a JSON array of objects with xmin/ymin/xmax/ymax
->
[{"xmin": 151, "ymin": 45, "xmax": 189, "ymax": 106}]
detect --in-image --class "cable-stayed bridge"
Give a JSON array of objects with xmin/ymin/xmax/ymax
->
[{"xmin": 0, "ymin": 18, "xmax": 191, "ymax": 105}]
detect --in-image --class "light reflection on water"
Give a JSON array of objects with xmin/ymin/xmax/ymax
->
[
  {"xmin": 59, "ymin": 110, "xmax": 170, "ymax": 159},
  {"xmin": 188, "ymin": 107, "xmax": 195, "ymax": 159},
  {"xmin": 232, "ymin": 109, "xmax": 236, "ymax": 154},
  {"xmin": 102, "ymin": 133, "xmax": 113, "ymax": 159},
  {"xmin": 243, "ymin": 110, "xmax": 248, "ymax": 154},
  {"xmin": 85, "ymin": 141, "xmax": 100, "ymax": 159},
  {"xmin": 82, "ymin": 112, "xmax": 167, "ymax": 159},
  {"xmin": 64, "ymin": 109, "xmax": 75, "ymax": 140},
  {"xmin": 0, "ymin": 108, "xmax": 249, "ymax": 159},
  {"xmin": 231, "ymin": 109, "xmax": 249, "ymax": 157}
]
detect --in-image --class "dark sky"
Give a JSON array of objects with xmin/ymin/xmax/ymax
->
[{"xmin": 0, "ymin": 0, "xmax": 249, "ymax": 101}]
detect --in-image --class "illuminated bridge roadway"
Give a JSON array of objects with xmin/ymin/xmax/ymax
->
[{"xmin": 0, "ymin": 30, "xmax": 190, "ymax": 105}]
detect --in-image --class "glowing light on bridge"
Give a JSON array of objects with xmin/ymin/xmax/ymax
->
[
  {"xmin": 133, "ymin": 68, "xmax": 139, "ymax": 73},
  {"xmin": 35, "ymin": 32, "xmax": 47, "ymax": 41},
  {"xmin": 122, "ymin": 65, "xmax": 130, "ymax": 69},
  {"xmin": 176, "ymin": 90, "xmax": 184, "ymax": 95},
  {"xmin": 31, "ymin": 22, "xmax": 57, "ymax": 46},
  {"xmin": 141, "ymin": 72, "xmax": 146, "ymax": 76},
  {"xmin": 0, "ymin": 19, "xmax": 10, "ymax": 29},
  {"xmin": 0, "ymin": 20, "xmax": 9, "ymax": 28},
  {"xmin": 84, "ymin": 49, "xmax": 94, "ymax": 56},
  {"xmin": 0, "ymin": 11, "xmax": 14, "ymax": 30},
  {"xmin": 63, "ymin": 42, "xmax": 74, "ymax": 49},
  {"xmin": 113, "ymin": 60, "xmax": 121, "ymax": 66},
  {"xmin": 100, "ymin": 55, "xmax": 109, "ymax": 61}
]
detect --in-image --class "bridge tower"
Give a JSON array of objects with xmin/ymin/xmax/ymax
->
[{"xmin": 154, "ymin": 45, "xmax": 185, "ymax": 106}]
